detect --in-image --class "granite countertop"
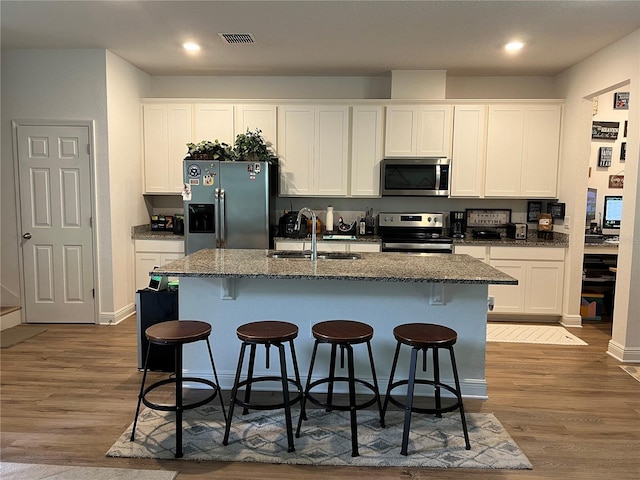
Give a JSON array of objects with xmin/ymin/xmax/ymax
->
[
  {"xmin": 132, "ymin": 224, "xmax": 184, "ymax": 240},
  {"xmin": 153, "ymin": 248, "xmax": 517, "ymax": 285},
  {"xmin": 275, "ymin": 235, "xmax": 382, "ymax": 243},
  {"xmin": 453, "ymin": 231, "xmax": 569, "ymax": 248}
]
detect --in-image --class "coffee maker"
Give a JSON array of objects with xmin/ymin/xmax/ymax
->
[{"xmin": 450, "ymin": 211, "xmax": 466, "ymax": 238}]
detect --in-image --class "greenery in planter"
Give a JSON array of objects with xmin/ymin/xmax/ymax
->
[
  {"xmin": 186, "ymin": 139, "xmax": 235, "ymax": 160},
  {"xmin": 233, "ymin": 128, "xmax": 274, "ymax": 161}
]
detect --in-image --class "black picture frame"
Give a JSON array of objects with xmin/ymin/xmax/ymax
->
[
  {"xmin": 624, "ymin": 120, "xmax": 628, "ymax": 137},
  {"xmin": 527, "ymin": 201, "xmax": 542, "ymax": 223},
  {"xmin": 592, "ymin": 121, "xmax": 619, "ymax": 140},
  {"xmin": 613, "ymin": 92, "xmax": 629, "ymax": 110},
  {"xmin": 547, "ymin": 202, "xmax": 566, "ymax": 219},
  {"xmin": 598, "ymin": 146, "xmax": 612, "ymax": 167},
  {"xmin": 620, "ymin": 142, "xmax": 626, "ymax": 161}
]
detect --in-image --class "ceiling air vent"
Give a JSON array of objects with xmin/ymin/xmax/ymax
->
[{"xmin": 219, "ymin": 33, "xmax": 255, "ymax": 45}]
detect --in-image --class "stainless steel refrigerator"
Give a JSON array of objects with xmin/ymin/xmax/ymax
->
[{"xmin": 183, "ymin": 160, "xmax": 278, "ymax": 254}]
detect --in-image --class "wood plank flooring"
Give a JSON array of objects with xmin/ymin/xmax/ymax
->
[{"xmin": 1, "ymin": 318, "xmax": 638, "ymax": 479}]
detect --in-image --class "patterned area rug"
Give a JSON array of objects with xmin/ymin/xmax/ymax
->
[
  {"xmin": 620, "ymin": 365, "xmax": 640, "ymax": 383},
  {"xmin": 0, "ymin": 462, "xmax": 177, "ymax": 480},
  {"xmin": 487, "ymin": 323, "xmax": 587, "ymax": 345},
  {"xmin": 107, "ymin": 406, "xmax": 532, "ymax": 469}
]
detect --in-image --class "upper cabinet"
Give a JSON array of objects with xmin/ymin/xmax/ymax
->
[
  {"xmin": 484, "ymin": 104, "xmax": 562, "ymax": 198},
  {"xmin": 384, "ymin": 105, "xmax": 452, "ymax": 157},
  {"xmin": 450, "ymin": 105, "xmax": 487, "ymax": 197},
  {"xmin": 278, "ymin": 105, "xmax": 349, "ymax": 196},
  {"xmin": 350, "ymin": 106, "xmax": 384, "ymax": 197},
  {"xmin": 142, "ymin": 101, "xmax": 277, "ymax": 194},
  {"xmin": 142, "ymin": 103, "xmax": 192, "ymax": 194}
]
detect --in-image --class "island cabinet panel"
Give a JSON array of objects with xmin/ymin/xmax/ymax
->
[
  {"xmin": 488, "ymin": 246, "xmax": 565, "ymax": 315},
  {"xmin": 278, "ymin": 105, "xmax": 349, "ymax": 196},
  {"xmin": 143, "ymin": 104, "xmax": 192, "ymax": 194},
  {"xmin": 385, "ymin": 105, "xmax": 452, "ymax": 158},
  {"xmin": 450, "ymin": 105, "xmax": 487, "ymax": 197},
  {"xmin": 274, "ymin": 239, "xmax": 381, "ymax": 253},
  {"xmin": 484, "ymin": 104, "xmax": 561, "ymax": 198}
]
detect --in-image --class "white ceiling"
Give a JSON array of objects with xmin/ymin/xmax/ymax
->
[{"xmin": 1, "ymin": 0, "xmax": 639, "ymax": 77}]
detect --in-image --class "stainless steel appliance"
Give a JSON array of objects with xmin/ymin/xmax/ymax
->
[
  {"xmin": 378, "ymin": 212, "xmax": 452, "ymax": 254},
  {"xmin": 450, "ymin": 211, "xmax": 466, "ymax": 238},
  {"xmin": 183, "ymin": 160, "xmax": 278, "ymax": 254},
  {"xmin": 380, "ymin": 158, "xmax": 450, "ymax": 196},
  {"xmin": 506, "ymin": 223, "xmax": 528, "ymax": 240}
]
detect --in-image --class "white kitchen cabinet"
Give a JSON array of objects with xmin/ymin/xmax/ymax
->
[
  {"xmin": 274, "ymin": 239, "xmax": 381, "ymax": 253},
  {"xmin": 134, "ymin": 239, "xmax": 185, "ymax": 291},
  {"xmin": 143, "ymin": 104, "xmax": 192, "ymax": 194},
  {"xmin": 384, "ymin": 105, "xmax": 452, "ymax": 157},
  {"xmin": 278, "ymin": 105, "xmax": 349, "ymax": 196},
  {"xmin": 453, "ymin": 244, "xmax": 489, "ymax": 261},
  {"xmin": 350, "ymin": 106, "xmax": 384, "ymax": 197},
  {"xmin": 193, "ymin": 104, "xmax": 234, "ymax": 145},
  {"xmin": 488, "ymin": 247, "xmax": 565, "ymax": 315},
  {"xmin": 450, "ymin": 105, "xmax": 487, "ymax": 197},
  {"xmin": 484, "ymin": 104, "xmax": 561, "ymax": 198},
  {"xmin": 234, "ymin": 104, "xmax": 278, "ymax": 155}
]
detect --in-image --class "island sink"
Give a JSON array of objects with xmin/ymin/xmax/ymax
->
[{"xmin": 267, "ymin": 251, "xmax": 361, "ymax": 260}]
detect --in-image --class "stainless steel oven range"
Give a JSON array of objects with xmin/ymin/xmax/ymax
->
[{"xmin": 378, "ymin": 212, "xmax": 452, "ymax": 254}]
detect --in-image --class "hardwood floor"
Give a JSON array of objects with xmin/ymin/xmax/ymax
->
[{"xmin": 1, "ymin": 318, "xmax": 638, "ymax": 479}]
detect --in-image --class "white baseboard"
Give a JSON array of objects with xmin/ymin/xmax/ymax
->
[
  {"xmin": 98, "ymin": 302, "xmax": 136, "ymax": 325},
  {"xmin": 607, "ymin": 340, "xmax": 640, "ymax": 363}
]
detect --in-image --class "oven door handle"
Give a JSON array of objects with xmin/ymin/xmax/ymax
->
[{"xmin": 383, "ymin": 242, "xmax": 452, "ymax": 251}]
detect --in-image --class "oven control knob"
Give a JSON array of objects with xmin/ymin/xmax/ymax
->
[{"xmin": 427, "ymin": 216, "xmax": 432, "ymax": 223}]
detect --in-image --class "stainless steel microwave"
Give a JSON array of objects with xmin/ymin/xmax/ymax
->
[{"xmin": 381, "ymin": 157, "xmax": 450, "ymax": 196}]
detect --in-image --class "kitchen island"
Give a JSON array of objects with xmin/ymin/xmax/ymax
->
[{"xmin": 153, "ymin": 249, "xmax": 516, "ymax": 399}]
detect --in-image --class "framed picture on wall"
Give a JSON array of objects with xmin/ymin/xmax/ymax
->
[
  {"xmin": 613, "ymin": 92, "xmax": 629, "ymax": 109},
  {"xmin": 608, "ymin": 175, "xmax": 624, "ymax": 189},
  {"xmin": 624, "ymin": 120, "xmax": 628, "ymax": 137},
  {"xmin": 620, "ymin": 142, "xmax": 626, "ymax": 161},
  {"xmin": 592, "ymin": 121, "xmax": 619, "ymax": 139},
  {"xmin": 598, "ymin": 146, "xmax": 612, "ymax": 167}
]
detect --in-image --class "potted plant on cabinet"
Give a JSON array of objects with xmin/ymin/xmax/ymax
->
[
  {"xmin": 185, "ymin": 139, "xmax": 235, "ymax": 161},
  {"xmin": 233, "ymin": 128, "xmax": 274, "ymax": 162}
]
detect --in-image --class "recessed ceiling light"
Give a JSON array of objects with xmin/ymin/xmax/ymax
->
[
  {"xmin": 504, "ymin": 41, "xmax": 524, "ymax": 52},
  {"xmin": 183, "ymin": 42, "xmax": 201, "ymax": 52}
]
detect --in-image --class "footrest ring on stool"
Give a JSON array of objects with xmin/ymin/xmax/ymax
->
[
  {"xmin": 305, "ymin": 376, "xmax": 379, "ymax": 411},
  {"xmin": 232, "ymin": 376, "xmax": 302, "ymax": 411},
  {"xmin": 142, "ymin": 377, "xmax": 222, "ymax": 412},
  {"xmin": 385, "ymin": 378, "xmax": 462, "ymax": 415}
]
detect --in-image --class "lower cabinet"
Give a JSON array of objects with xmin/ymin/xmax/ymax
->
[
  {"xmin": 274, "ymin": 239, "xmax": 381, "ymax": 253},
  {"xmin": 454, "ymin": 245, "xmax": 565, "ymax": 315},
  {"xmin": 134, "ymin": 239, "xmax": 185, "ymax": 291}
]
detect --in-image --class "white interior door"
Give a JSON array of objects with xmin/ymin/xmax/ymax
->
[{"xmin": 17, "ymin": 124, "xmax": 95, "ymax": 323}]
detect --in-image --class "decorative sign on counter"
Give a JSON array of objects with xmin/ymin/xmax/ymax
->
[
  {"xmin": 592, "ymin": 121, "xmax": 619, "ymax": 140},
  {"xmin": 527, "ymin": 201, "xmax": 542, "ymax": 223}
]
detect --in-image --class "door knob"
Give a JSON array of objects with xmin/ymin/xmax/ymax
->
[{"xmin": 22, "ymin": 233, "xmax": 32, "ymax": 239}]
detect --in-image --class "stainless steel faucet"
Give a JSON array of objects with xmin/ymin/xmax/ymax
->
[{"xmin": 296, "ymin": 207, "xmax": 317, "ymax": 261}]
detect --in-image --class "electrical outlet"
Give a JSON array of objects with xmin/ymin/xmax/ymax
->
[{"xmin": 564, "ymin": 216, "xmax": 570, "ymax": 229}]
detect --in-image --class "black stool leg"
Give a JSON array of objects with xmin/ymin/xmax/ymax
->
[
  {"xmin": 296, "ymin": 340, "xmax": 319, "ymax": 436},
  {"xmin": 223, "ymin": 341, "xmax": 247, "ymax": 446},
  {"xmin": 174, "ymin": 343, "xmax": 184, "ymax": 458},
  {"xmin": 401, "ymin": 346, "xmax": 419, "ymax": 456},
  {"xmin": 326, "ymin": 343, "xmax": 338, "ymax": 412},
  {"xmin": 366, "ymin": 339, "xmax": 385, "ymax": 428},
  {"xmin": 345, "ymin": 343, "xmax": 359, "ymax": 457},
  {"xmin": 433, "ymin": 347, "xmax": 442, "ymax": 418},
  {"xmin": 242, "ymin": 343, "xmax": 257, "ymax": 415},
  {"xmin": 205, "ymin": 337, "xmax": 227, "ymax": 423},
  {"xmin": 449, "ymin": 346, "xmax": 471, "ymax": 450},
  {"xmin": 277, "ymin": 342, "xmax": 295, "ymax": 453},
  {"xmin": 130, "ymin": 341, "xmax": 153, "ymax": 441},
  {"xmin": 381, "ymin": 340, "xmax": 402, "ymax": 422}
]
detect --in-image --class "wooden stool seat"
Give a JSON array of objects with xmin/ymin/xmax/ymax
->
[
  {"xmin": 131, "ymin": 320, "xmax": 226, "ymax": 458},
  {"xmin": 382, "ymin": 322, "xmax": 470, "ymax": 456},
  {"xmin": 393, "ymin": 323, "xmax": 457, "ymax": 348},
  {"xmin": 236, "ymin": 320, "xmax": 298, "ymax": 343},
  {"xmin": 297, "ymin": 319, "xmax": 384, "ymax": 457},
  {"xmin": 146, "ymin": 320, "xmax": 211, "ymax": 344},
  {"xmin": 312, "ymin": 320, "xmax": 373, "ymax": 344},
  {"xmin": 224, "ymin": 320, "xmax": 302, "ymax": 453}
]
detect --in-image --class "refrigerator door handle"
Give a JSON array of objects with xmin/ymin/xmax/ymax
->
[
  {"xmin": 214, "ymin": 188, "xmax": 221, "ymax": 248},
  {"xmin": 219, "ymin": 189, "xmax": 226, "ymax": 248}
]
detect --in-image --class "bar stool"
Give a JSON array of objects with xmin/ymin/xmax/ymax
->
[
  {"xmin": 131, "ymin": 320, "xmax": 226, "ymax": 458},
  {"xmin": 296, "ymin": 320, "xmax": 384, "ymax": 457},
  {"xmin": 223, "ymin": 321, "xmax": 302, "ymax": 453},
  {"xmin": 382, "ymin": 323, "xmax": 470, "ymax": 456}
]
